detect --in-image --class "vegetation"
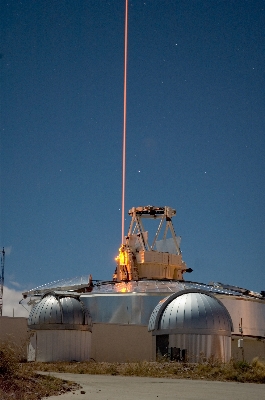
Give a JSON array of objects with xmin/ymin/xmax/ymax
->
[
  {"xmin": 0, "ymin": 342, "xmax": 79, "ymax": 400},
  {"xmin": 1, "ymin": 341, "xmax": 265, "ymax": 399},
  {"xmin": 33, "ymin": 357, "xmax": 265, "ymax": 383}
]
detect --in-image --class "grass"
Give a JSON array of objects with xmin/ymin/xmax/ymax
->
[
  {"xmin": 0, "ymin": 341, "xmax": 80, "ymax": 400},
  {"xmin": 1, "ymin": 342, "xmax": 265, "ymax": 399},
  {"xmin": 32, "ymin": 357, "xmax": 265, "ymax": 383}
]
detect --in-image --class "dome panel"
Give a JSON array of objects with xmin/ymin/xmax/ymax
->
[
  {"xmin": 28, "ymin": 295, "xmax": 61, "ymax": 325},
  {"xmin": 28, "ymin": 292, "xmax": 91, "ymax": 330},
  {"xmin": 148, "ymin": 296, "xmax": 170, "ymax": 331},
  {"xmin": 148, "ymin": 290, "xmax": 233, "ymax": 335}
]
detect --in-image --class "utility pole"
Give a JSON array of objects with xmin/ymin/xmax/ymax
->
[{"xmin": 0, "ymin": 247, "xmax": 5, "ymax": 317}]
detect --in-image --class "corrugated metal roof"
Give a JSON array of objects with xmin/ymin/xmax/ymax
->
[{"xmin": 23, "ymin": 277, "xmax": 264, "ymax": 299}]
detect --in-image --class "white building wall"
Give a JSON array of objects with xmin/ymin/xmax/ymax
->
[
  {"xmin": 217, "ymin": 295, "xmax": 265, "ymax": 337},
  {"xmin": 28, "ymin": 330, "xmax": 91, "ymax": 362},
  {"xmin": 169, "ymin": 333, "xmax": 231, "ymax": 363}
]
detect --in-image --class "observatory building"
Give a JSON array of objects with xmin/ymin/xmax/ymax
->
[
  {"xmin": 23, "ymin": 206, "xmax": 265, "ymax": 363},
  {"xmin": 27, "ymin": 292, "xmax": 92, "ymax": 362}
]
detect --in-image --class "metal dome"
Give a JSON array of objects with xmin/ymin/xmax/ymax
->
[
  {"xmin": 28, "ymin": 292, "xmax": 92, "ymax": 330},
  {"xmin": 148, "ymin": 289, "xmax": 233, "ymax": 335}
]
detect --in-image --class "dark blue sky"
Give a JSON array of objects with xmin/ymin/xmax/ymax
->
[{"xmin": 1, "ymin": 1, "xmax": 265, "ymax": 295}]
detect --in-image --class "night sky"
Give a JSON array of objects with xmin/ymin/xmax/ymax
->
[{"xmin": 1, "ymin": 1, "xmax": 265, "ymax": 315}]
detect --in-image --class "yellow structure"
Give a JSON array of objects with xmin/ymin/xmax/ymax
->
[{"xmin": 114, "ymin": 206, "xmax": 192, "ymax": 282}]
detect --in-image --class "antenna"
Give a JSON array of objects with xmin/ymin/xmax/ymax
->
[
  {"xmin": 121, "ymin": 0, "xmax": 128, "ymax": 245},
  {"xmin": 0, "ymin": 247, "xmax": 5, "ymax": 317}
]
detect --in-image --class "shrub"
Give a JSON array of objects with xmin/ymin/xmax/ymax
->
[
  {"xmin": 0, "ymin": 341, "xmax": 19, "ymax": 376},
  {"xmin": 233, "ymin": 360, "xmax": 251, "ymax": 371},
  {"xmin": 0, "ymin": 341, "xmax": 79, "ymax": 399},
  {"xmin": 251, "ymin": 357, "xmax": 265, "ymax": 370}
]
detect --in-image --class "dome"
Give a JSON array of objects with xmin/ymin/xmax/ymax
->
[
  {"xmin": 148, "ymin": 289, "xmax": 233, "ymax": 335},
  {"xmin": 28, "ymin": 292, "xmax": 92, "ymax": 330}
]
